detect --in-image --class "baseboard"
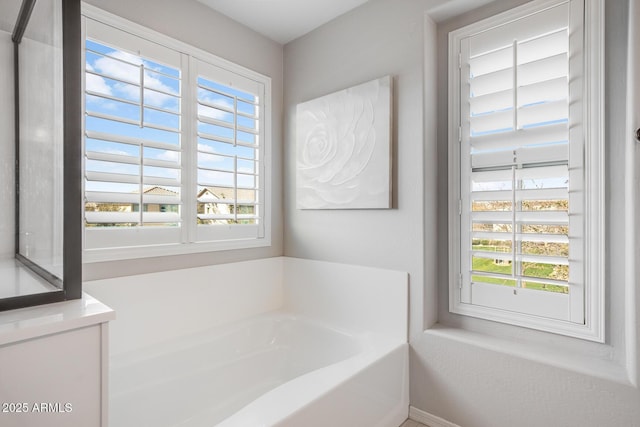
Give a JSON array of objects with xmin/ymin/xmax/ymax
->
[{"xmin": 409, "ymin": 406, "xmax": 461, "ymax": 427}]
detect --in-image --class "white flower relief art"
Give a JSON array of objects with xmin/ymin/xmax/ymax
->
[{"xmin": 296, "ymin": 76, "xmax": 392, "ymax": 209}]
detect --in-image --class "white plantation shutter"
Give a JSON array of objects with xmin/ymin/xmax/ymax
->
[
  {"xmin": 83, "ymin": 23, "xmax": 184, "ymax": 249},
  {"xmin": 82, "ymin": 11, "xmax": 271, "ymax": 256},
  {"xmin": 455, "ymin": 1, "xmax": 588, "ymax": 324},
  {"xmin": 194, "ymin": 59, "xmax": 265, "ymax": 242}
]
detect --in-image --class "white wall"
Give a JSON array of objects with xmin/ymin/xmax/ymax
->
[
  {"xmin": 284, "ymin": 0, "xmax": 640, "ymax": 425},
  {"xmin": 284, "ymin": 0, "xmax": 436, "ymax": 343}
]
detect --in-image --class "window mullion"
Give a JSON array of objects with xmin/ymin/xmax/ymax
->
[
  {"xmin": 138, "ymin": 142, "xmax": 144, "ymax": 226},
  {"xmin": 183, "ymin": 53, "xmax": 196, "ymax": 244},
  {"xmin": 511, "ymin": 164, "xmax": 518, "ymax": 285},
  {"xmin": 512, "ymin": 40, "xmax": 518, "ymax": 131}
]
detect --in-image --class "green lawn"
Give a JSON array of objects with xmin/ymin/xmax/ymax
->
[{"xmin": 472, "ymin": 248, "xmax": 568, "ymax": 294}]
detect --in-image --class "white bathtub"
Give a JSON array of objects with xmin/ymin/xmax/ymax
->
[{"xmin": 85, "ymin": 257, "xmax": 408, "ymax": 427}]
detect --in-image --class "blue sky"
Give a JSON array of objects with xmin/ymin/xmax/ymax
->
[{"xmin": 84, "ymin": 39, "xmax": 259, "ymax": 200}]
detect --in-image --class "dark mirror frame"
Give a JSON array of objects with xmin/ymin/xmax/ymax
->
[{"xmin": 5, "ymin": 0, "xmax": 82, "ymax": 311}]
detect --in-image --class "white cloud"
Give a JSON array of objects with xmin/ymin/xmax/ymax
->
[
  {"xmin": 85, "ymin": 63, "xmax": 113, "ymax": 96},
  {"xmin": 90, "ymin": 49, "xmax": 179, "ymax": 109},
  {"xmin": 198, "ymin": 89, "xmax": 234, "ymax": 120},
  {"xmin": 103, "ymin": 148, "xmax": 132, "ymax": 157},
  {"xmin": 197, "ymin": 104, "xmax": 231, "ymax": 121},
  {"xmin": 156, "ymin": 150, "xmax": 180, "ymax": 162},
  {"xmin": 197, "ymin": 143, "xmax": 218, "ymax": 154},
  {"xmin": 199, "ymin": 170, "xmax": 233, "ymax": 186}
]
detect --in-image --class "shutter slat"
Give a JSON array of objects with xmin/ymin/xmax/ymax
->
[
  {"xmin": 86, "ymin": 130, "xmax": 181, "ymax": 152},
  {"xmin": 85, "ymin": 68, "xmax": 139, "ymax": 87},
  {"xmin": 471, "ymin": 164, "xmax": 567, "ymax": 183},
  {"xmin": 86, "ymin": 171, "xmax": 139, "ymax": 184},
  {"xmin": 518, "ymin": 77, "xmax": 567, "ymax": 107},
  {"xmin": 470, "ymin": 88, "xmax": 513, "ymax": 116},
  {"xmin": 469, "ymin": 46, "xmax": 512, "ymax": 77},
  {"xmin": 86, "ymin": 191, "xmax": 140, "ymax": 204},
  {"xmin": 142, "ymin": 176, "xmax": 180, "ymax": 187},
  {"xmin": 85, "ymin": 212, "xmax": 140, "ymax": 224},
  {"xmin": 86, "ymin": 151, "xmax": 140, "ymax": 166},
  {"xmin": 472, "ymin": 231, "xmax": 568, "ymax": 244},
  {"xmin": 142, "ymin": 121, "xmax": 180, "ymax": 134},
  {"xmin": 472, "ymin": 250, "xmax": 513, "ymax": 261},
  {"xmin": 518, "ymin": 276, "xmax": 568, "ymax": 288},
  {"xmin": 199, "ymin": 200, "xmax": 258, "ymax": 206},
  {"xmin": 517, "ymin": 187, "xmax": 568, "ymax": 200},
  {"xmin": 518, "ymin": 52, "xmax": 568, "ymax": 86},
  {"xmin": 519, "ymin": 253, "xmax": 568, "ymax": 266},
  {"xmin": 470, "ymin": 109, "xmax": 513, "ymax": 136},
  {"xmin": 143, "ymin": 212, "xmax": 181, "ymax": 223},
  {"xmin": 86, "ymin": 89, "xmax": 139, "ymax": 107},
  {"xmin": 197, "ymin": 132, "xmax": 235, "ymax": 146},
  {"xmin": 470, "ymin": 122, "xmax": 568, "ymax": 151},
  {"xmin": 237, "ymin": 125, "xmax": 258, "ymax": 135},
  {"xmin": 517, "ymin": 29, "xmax": 567, "ymax": 64},
  {"xmin": 197, "ymin": 214, "xmax": 259, "ymax": 221},
  {"xmin": 517, "ymin": 211, "xmax": 568, "ymax": 224},
  {"xmin": 472, "ymin": 231, "xmax": 512, "ymax": 241},
  {"xmin": 87, "ymin": 110, "xmax": 139, "ymax": 127},
  {"xmin": 519, "ymin": 99, "xmax": 567, "ymax": 129},
  {"xmin": 198, "ymin": 99, "xmax": 234, "ymax": 114},
  {"xmin": 142, "ymin": 194, "xmax": 181, "ymax": 204},
  {"xmin": 198, "ymin": 114, "xmax": 234, "ymax": 129},
  {"xmin": 85, "ymin": 191, "xmax": 182, "ymax": 205},
  {"xmin": 472, "ymin": 142, "xmax": 569, "ymax": 169},
  {"xmin": 144, "ymin": 102, "xmax": 181, "ymax": 116},
  {"xmin": 471, "ymin": 190, "xmax": 512, "ymax": 201},
  {"xmin": 85, "ymin": 212, "xmax": 181, "ymax": 224},
  {"xmin": 143, "ymin": 158, "xmax": 181, "ymax": 169},
  {"xmin": 471, "ymin": 187, "xmax": 568, "ymax": 201},
  {"xmin": 198, "ymin": 164, "xmax": 258, "ymax": 177},
  {"xmin": 472, "ymin": 210, "xmax": 568, "ymax": 224},
  {"xmin": 469, "ymin": 67, "xmax": 512, "ymax": 98},
  {"xmin": 86, "ymin": 191, "xmax": 180, "ymax": 205},
  {"xmin": 517, "ymin": 233, "xmax": 568, "ymax": 244},
  {"xmin": 468, "ymin": 3, "xmax": 568, "ymax": 56}
]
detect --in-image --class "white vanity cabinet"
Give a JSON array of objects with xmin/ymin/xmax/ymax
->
[{"xmin": 0, "ymin": 295, "xmax": 114, "ymax": 427}]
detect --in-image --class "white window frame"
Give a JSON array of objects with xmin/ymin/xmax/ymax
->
[
  {"xmin": 81, "ymin": 4, "xmax": 272, "ymax": 263},
  {"xmin": 448, "ymin": 0, "xmax": 605, "ymax": 341}
]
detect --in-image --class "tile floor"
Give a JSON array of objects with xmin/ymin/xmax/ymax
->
[{"xmin": 400, "ymin": 419, "xmax": 429, "ymax": 427}]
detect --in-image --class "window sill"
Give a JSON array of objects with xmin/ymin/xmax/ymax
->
[
  {"xmin": 422, "ymin": 323, "xmax": 633, "ymax": 387},
  {"xmin": 84, "ymin": 236, "xmax": 271, "ymax": 263}
]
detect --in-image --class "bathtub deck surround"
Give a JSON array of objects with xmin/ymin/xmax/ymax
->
[{"xmin": 84, "ymin": 257, "xmax": 409, "ymax": 427}]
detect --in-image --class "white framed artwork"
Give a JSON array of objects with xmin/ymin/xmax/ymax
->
[{"xmin": 296, "ymin": 75, "xmax": 392, "ymax": 209}]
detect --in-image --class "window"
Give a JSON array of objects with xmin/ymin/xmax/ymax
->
[
  {"xmin": 448, "ymin": 0, "xmax": 604, "ymax": 341},
  {"xmin": 82, "ymin": 6, "xmax": 271, "ymax": 261}
]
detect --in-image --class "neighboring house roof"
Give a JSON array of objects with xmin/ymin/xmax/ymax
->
[
  {"xmin": 143, "ymin": 186, "xmax": 179, "ymax": 196},
  {"xmin": 136, "ymin": 186, "xmax": 255, "ymax": 202},
  {"xmin": 197, "ymin": 186, "xmax": 256, "ymax": 202}
]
